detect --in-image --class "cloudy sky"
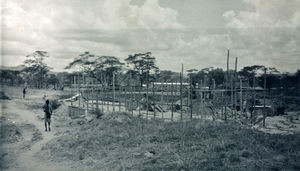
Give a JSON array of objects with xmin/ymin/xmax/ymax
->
[{"xmin": 1, "ymin": 0, "xmax": 299, "ymax": 73}]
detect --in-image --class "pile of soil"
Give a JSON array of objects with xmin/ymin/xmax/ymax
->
[
  {"xmin": 38, "ymin": 109, "xmax": 300, "ymax": 170},
  {"xmin": 0, "ymin": 91, "xmax": 10, "ymax": 100}
]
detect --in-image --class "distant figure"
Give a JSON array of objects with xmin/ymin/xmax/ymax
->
[
  {"xmin": 43, "ymin": 100, "xmax": 52, "ymax": 132},
  {"xmin": 23, "ymin": 87, "xmax": 27, "ymax": 99}
]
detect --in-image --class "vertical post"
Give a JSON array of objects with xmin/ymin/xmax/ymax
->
[
  {"xmin": 119, "ymin": 86, "xmax": 121, "ymax": 111},
  {"xmin": 200, "ymin": 80, "xmax": 203, "ymax": 119},
  {"xmin": 234, "ymin": 57, "xmax": 238, "ymax": 119},
  {"xmin": 113, "ymin": 72, "xmax": 115, "ymax": 112},
  {"xmin": 131, "ymin": 86, "xmax": 134, "ymax": 115},
  {"xmin": 225, "ymin": 49, "xmax": 229, "ymax": 121},
  {"xmin": 263, "ymin": 67, "xmax": 267, "ymax": 127},
  {"xmin": 180, "ymin": 64, "xmax": 183, "ymax": 120},
  {"xmin": 91, "ymin": 86, "xmax": 94, "ymax": 110},
  {"xmin": 138, "ymin": 86, "xmax": 141, "ymax": 116},
  {"xmin": 106, "ymin": 87, "xmax": 109, "ymax": 112},
  {"xmin": 161, "ymin": 82, "xmax": 164, "ymax": 119},
  {"xmin": 190, "ymin": 79, "xmax": 193, "ymax": 120},
  {"xmin": 101, "ymin": 87, "xmax": 104, "ymax": 112},
  {"xmin": 146, "ymin": 78, "xmax": 149, "ymax": 119},
  {"xmin": 227, "ymin": 49, "xmax": 230, "ymax": 88},
  {"xmin": 231, "ymin": 76, "xmax": 234, "ymax": 116},
  {"xmin": 240, "ymin": 79, "xmax": 243, "ymax": 117},
  {"xmin": 96, "ymin": 88, "xmax": 99, "ymax": 109},
  {"xmin": 171, "ymin": 82, "xmax": 174, "ymax": 121},
  {"xmin": 252, "ymin": 76, "xmax": 256, "ymax": 124},
  {"xmin": 152, "ymin": 82, "xmax": 156, "ymax": 119}
]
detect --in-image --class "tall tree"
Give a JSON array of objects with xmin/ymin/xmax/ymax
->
[
  {"xmin": 21, "ymin": 51, "xmax": 51, "ymax": 88},
  {"xmin": 65, "ymin": 52, "xmax": 124, "ymax": 85},
  {"xmin": 125, "ymin": 52, "xmax": 159, "ymax": 87}
]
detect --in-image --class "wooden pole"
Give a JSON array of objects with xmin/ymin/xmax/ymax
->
[
  {"xmin": 231, "ymin": 76, "xmax": 234, "ymax": 117},
  {"xmin": 263, "ymin": 67, "xmax": 267, "ymax": 127},
  {"xmin": 113, "ymin": 72, "xmax": 115, "ymax": 112},
  {"xmin": 131, "ymin": 86, "xmax": 134, "ymax": 115},
  {"xmin": 138, "ymin": 86, "xmax": 141, "ymax": 116},
  {"xmin": 146, "ymin": 74, "xmax": 149, "ymax": 119},
  {"xmin": 119, "ymin": 86, "xmax": 121, "ymax": 111},
  {"xmin": 101, "ymin": 87, "xmax": 104, "ymax": 111},
  {"xmin": 152, "ymin": 82, "xmax": 156, "ymax": 119},
  {"xmin": 190, "ymin": 79, "xmax": 193, "ymax": 120},
  {"xmin": 161, "ymin": 82, "xmax": 164, "ymax": 119},
  {"xmin": 171, "ymin": 82, "xmax": 174, "ymax": 121},
  {"xmin": 234, "ymin": 57, "xmax": 238, "ymax": 119},
  {"xmin": 106, "ymin": 87, "xmax": 109, "ymax": 111},
  {"xmin": 240, "ymin": 79, "xmax": 243, "ymax": 117},
  {"xmin": 180, "ymin": 64, "xmax": 183, "ymax": 120},
  {"xmin": 252, "ymin": 76, "xmax": 256, "ymax": 124}
]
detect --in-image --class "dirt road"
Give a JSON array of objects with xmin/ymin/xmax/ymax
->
[{"xmin": 0, "ymin": 88, "xmax": 71, "ymax": 171}]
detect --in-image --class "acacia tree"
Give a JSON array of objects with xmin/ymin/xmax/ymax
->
[
  {"xmin": 65, "ymin": 52, "xmax": 124, "ymax": 86},
  {"xmin": 21, "ymin": 51, "xmax": 51, "ymax": 88},
  {"xmin": 125, "ymin": 52, "xmax": 159, "ymax": 87}
]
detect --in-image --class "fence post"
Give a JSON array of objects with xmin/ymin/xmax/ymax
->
[
  {"xmin": 240, "ymin": 79, "xmax": 243, "ymax": 117},
  {"xmin": 263, "ymin": 67, "xmax": 267, "ymax": 127},
  {"xmin": 138, "ymin": 86, "xmax": 141, "ymax": 116},
  {"xmin": 146, "ymin": 83, "xmax": 149, "ymax": 119},
  {"xmin": 119, "ymin": 86, "xmax": 121, "ymax": 111},
  {"xmin": 171, "ymin": 82, "xmax": 174, "ymax": 121},
  {"xmin": 190, "ymin": 80, "xmax": 193, "ymax": 120},
  {"xmin": 161, "ymin": 82, "xmax": 164, "ymax": 119},
  {"xmin": 152, "ymin": 82, "xmax": 156, "ymax": 119},
  {"xmin": 252, "ymin": 76, "xmax": 256, "ymax": 125},
  {"xmin": 131, "ymin": 86, "xmax": 134, "ymax": 115},
  {"xmin": 106, "ymin": 87, "xmax": 109, "ymax": 112},
  {"xmin": 180, "ymin": 74, "xmax": 183, "ymax": 120},
  {"xmin": 113, "ymin": 72, "xmax": 115, "ymax": 112},
  {"xmin": 96, "ymin": 88, "xmax": 99, "ymax": 109}
]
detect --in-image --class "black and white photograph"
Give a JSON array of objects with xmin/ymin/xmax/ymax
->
[{"xmin": 1, "ymin": 0, "xmax": 300, "ymax": 170}]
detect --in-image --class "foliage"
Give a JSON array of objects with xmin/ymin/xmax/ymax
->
[
  {"xmin": 65, "ymin": 52, "xmax": 124, "ymax": 86},
  {"xmin": 21, "ymin": 51, "xmax": 51, "ymax": 88},
  {"xmin": 0, "ymin": 70, "xmax": 24, "ymax": 85},
  {"xmin": 125, "ymin": 52, "xmax": 159, "ymax": 87}
]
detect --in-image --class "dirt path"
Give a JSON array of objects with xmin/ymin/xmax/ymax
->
[{"xmin": 1, "ymin": 96, "xmax": 71, "ymax": 170}]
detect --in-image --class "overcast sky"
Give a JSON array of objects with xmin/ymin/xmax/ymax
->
[{"xmin": 1, "ymin": 0, "xmax": 299, "ymax": 73}]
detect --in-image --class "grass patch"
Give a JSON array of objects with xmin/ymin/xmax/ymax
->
[{"xmin": 40, "ymin": 113, "xmax": 300, "ymax": 170}]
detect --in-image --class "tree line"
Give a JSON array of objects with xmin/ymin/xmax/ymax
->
[{"xmin": 0, "ymin": 50, "xmax": 299, "ymax": 96}]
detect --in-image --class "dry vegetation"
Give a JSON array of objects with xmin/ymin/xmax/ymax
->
[{"xmin": 40, "ymin": 110, "xmax": 300, "ymax": 170}]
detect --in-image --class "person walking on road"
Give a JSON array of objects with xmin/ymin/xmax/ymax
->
[
  {"xmin": 23, "ymin": 87, "xmax": 27, "ymax": 99},
  {"xmin": 43, "ymin": 100, "xmax": 52, "ymax": 131}
]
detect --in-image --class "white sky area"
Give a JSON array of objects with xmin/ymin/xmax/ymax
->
[{"xmin": 1, "ymin": 0, "xmax": 299, "ymax": 73}]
